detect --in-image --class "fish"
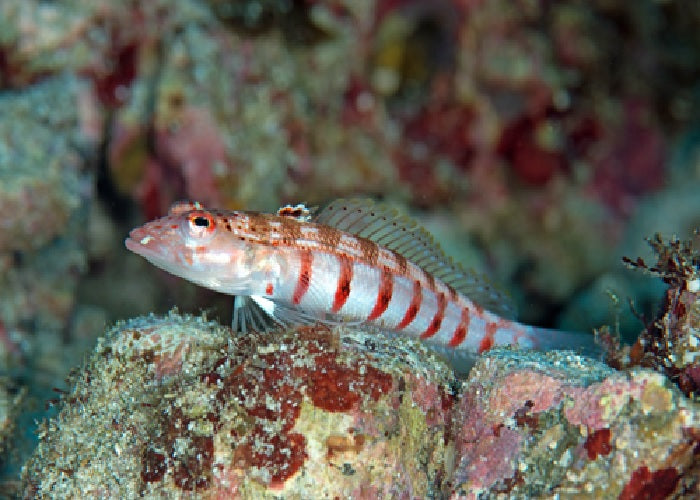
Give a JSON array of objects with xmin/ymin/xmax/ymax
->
[{"xmin": 125, "ymin": 198, "xmax": 598, "ymax": 360}]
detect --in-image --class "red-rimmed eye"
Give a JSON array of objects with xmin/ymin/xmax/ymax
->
[{"xmin": 186, "ymin": 211, "xmax": 216, "ymax": 238}]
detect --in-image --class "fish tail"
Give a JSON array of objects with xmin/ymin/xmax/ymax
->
[{"xmin": 526, "ymin": 326, "xmax": 602, "ymax": 359}]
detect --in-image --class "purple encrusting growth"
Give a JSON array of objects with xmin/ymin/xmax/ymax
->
[{"xmin": 453, "ymin": 349, "xmax": 700, "ymax": 498}]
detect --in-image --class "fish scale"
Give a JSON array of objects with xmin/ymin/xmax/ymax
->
[{"xmin": 125, "ymin": 198, "xmax": 598, "ymax": 357}]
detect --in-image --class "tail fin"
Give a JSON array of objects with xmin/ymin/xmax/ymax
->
[
  {"xmin": 433, "ymin": 327, "xmax": 602, "ymax": 375},
  {"xmin": 528, "ymin": 326, "xmax": 602, "ymax": 359}
]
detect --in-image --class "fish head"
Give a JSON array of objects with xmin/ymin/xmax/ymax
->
[{"xmin": 125, "ymin": 205, "xmax": 259, "ymax": 294}]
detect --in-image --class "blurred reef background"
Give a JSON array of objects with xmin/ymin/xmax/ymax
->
[{"xmin": 1, "ymin": 0, "xmax": 700, "ymax": 496}]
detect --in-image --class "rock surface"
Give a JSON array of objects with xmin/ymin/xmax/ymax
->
[
  {"xmin": 21, "ymin": 313, "xmax": 700, "ymax": 498},
  {"xmin": 21, "ymin": 313, "xmax": 456, "ymax": 498},
  {"xmin": 454, "ymin": 349, "xmax": 699, "ymax": 498}
]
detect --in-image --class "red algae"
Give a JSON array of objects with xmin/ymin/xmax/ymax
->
[
  {"xmin": 142, "ymin": 407, "xmax": 215, "ymax": 492},
  {"xmin": 512, "ymin": 400, "xmax": 539, "ymax": 429},
  {"xmin": 209, "ymin": 334, "xmax": 393, "ymax": 488},
  {"xmin": 235, "ymin": 431, "xmax": 308, "ymax": 490},
  {"xmin": 307, "ymin": 353, "xmax": 393, "ymax": 412},
  {"xmin": 88, "ymin": 40, "xmax": 139, "ymax": 108},
  {"xmin": 141, "ymin": 450, "xmax": 167, "ymax": 483},
  {"xmin": 497, "ymin": 114, "xmax": 566, "ymax": 186},
  {"xmin": 612, "ymin": 233, "xmax": 700, "ymax": 399},
  {"xmin": 454, "ymin": 348, "xmax": 699, "ymax": 498},
  {"xmin": 618, "ymin": 466, "xmax": 680, "ymax": 500},
  {"xmin": 584, "ymin": 428, "xmax": 612, "ymax": 460},
  {"xmin": 21, "ymin": 314, "xmax": 458, "ymax": 497},
  {"xmin": 173, "ymin": 435, "xmax": 214, "ymax": 490}
]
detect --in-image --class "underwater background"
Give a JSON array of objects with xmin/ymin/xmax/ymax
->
[{"xmin": 1, "ymin": 0, "xmax": 699, "ymax": 497}]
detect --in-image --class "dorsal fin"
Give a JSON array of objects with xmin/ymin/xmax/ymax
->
[
  {"xmin": 276, "ymin": 203, "xmax": 315, "ymax": 222},
  {"xmin": 314, "ymin": 198, "xmax": 515, "ymax": 319}
]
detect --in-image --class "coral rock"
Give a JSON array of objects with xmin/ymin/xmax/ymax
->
[
  {"xmin": 453, "ymin": 348, "xmax": 700, "ymax": 498},
  {"xmin": 0, "ymin": 75, "xmax": 87, "ymax": 252},
  {"xmin": 21, "ymin": 314, "xmax": 700, "ymax": 497},
  {"xmin": 21, "ymin": 313, "xmax": 456, "ymax": 498}
]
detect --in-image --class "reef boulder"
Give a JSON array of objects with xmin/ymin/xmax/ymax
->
[
  {"xmin": 21, "ymin": 313, "xmax": 456, "ymax": 498},
  {"xmin": 20, "ymin": 313, "xmax": 700, "ymax": 498}
]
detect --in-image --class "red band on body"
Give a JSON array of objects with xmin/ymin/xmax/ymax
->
[
  {"xmin": 332, "ymin": 258, "xmax": 353, "ymax": 313},
  {"xmin": 397, "ymin": 280, "xmax": 422, "ymax": 330},
  {"xmin": 292, "ymin": 251, "xmax": 313, "ymax": 304},
  {"xmin": 448, "ymin": 307, "xmax": 470, "ymax": 347},
  {"xmin": 420, "ymin": 292, "xmax": 447, "ymax": 339},
  {"xmin": 367, "ymin": 270, "xmax": 393, "ymax": 321}
]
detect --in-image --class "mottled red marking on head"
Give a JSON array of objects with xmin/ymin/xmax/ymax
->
[
  {"xmin": 265, "ymin": 283, "xmax": 274, "ymax": 295},
  {"xmin": 420, "ymin": 292, "xmax": 446, "ymax": 339},
  {"xmin": 332, "ymin": 258, "xmax": 353, "ymax": 312},
  {"xmin": 293, "ymin": 250, "xmax": 313, "ymax": 304},
  {"xmin": 367, "ymin": 270, "xmax": 393, "ymax": 321},
  {"xmin": 397, "ymin": 280, "xmax": 422, "ymax": 330},
  {"xmin": 448, "ymin": 308, "xmax": 470, "ymax": 347}
]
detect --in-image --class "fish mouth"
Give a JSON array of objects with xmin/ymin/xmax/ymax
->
[
  {"xmin": 124, "ymin": 235, "xmax": 143, "ymax": 255},
  {"xmin": 125, "ymin": 227, "xmax": 160, "ymax": 260}
]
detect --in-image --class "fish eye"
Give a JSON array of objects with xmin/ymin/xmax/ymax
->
[
  {"xmin": 193, "ymin": 216, "xmax": 209, "ymax": 227},
  {"xmin": 186, "ymin": 211, "xmax": 216, "ymax": 239}
]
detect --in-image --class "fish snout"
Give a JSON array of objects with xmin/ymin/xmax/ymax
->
[{"xmin": 124, "ymin": 225, "xmax": 163, "ymax": 256}]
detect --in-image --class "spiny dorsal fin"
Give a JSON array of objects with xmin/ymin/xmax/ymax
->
[
  {"xmin": 314, "ymin": 198, "xmax": 516, "ymax": 319},
  {"xmin": 276, "ymin": 203, "xmax": 315, "ymax": 222}
]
